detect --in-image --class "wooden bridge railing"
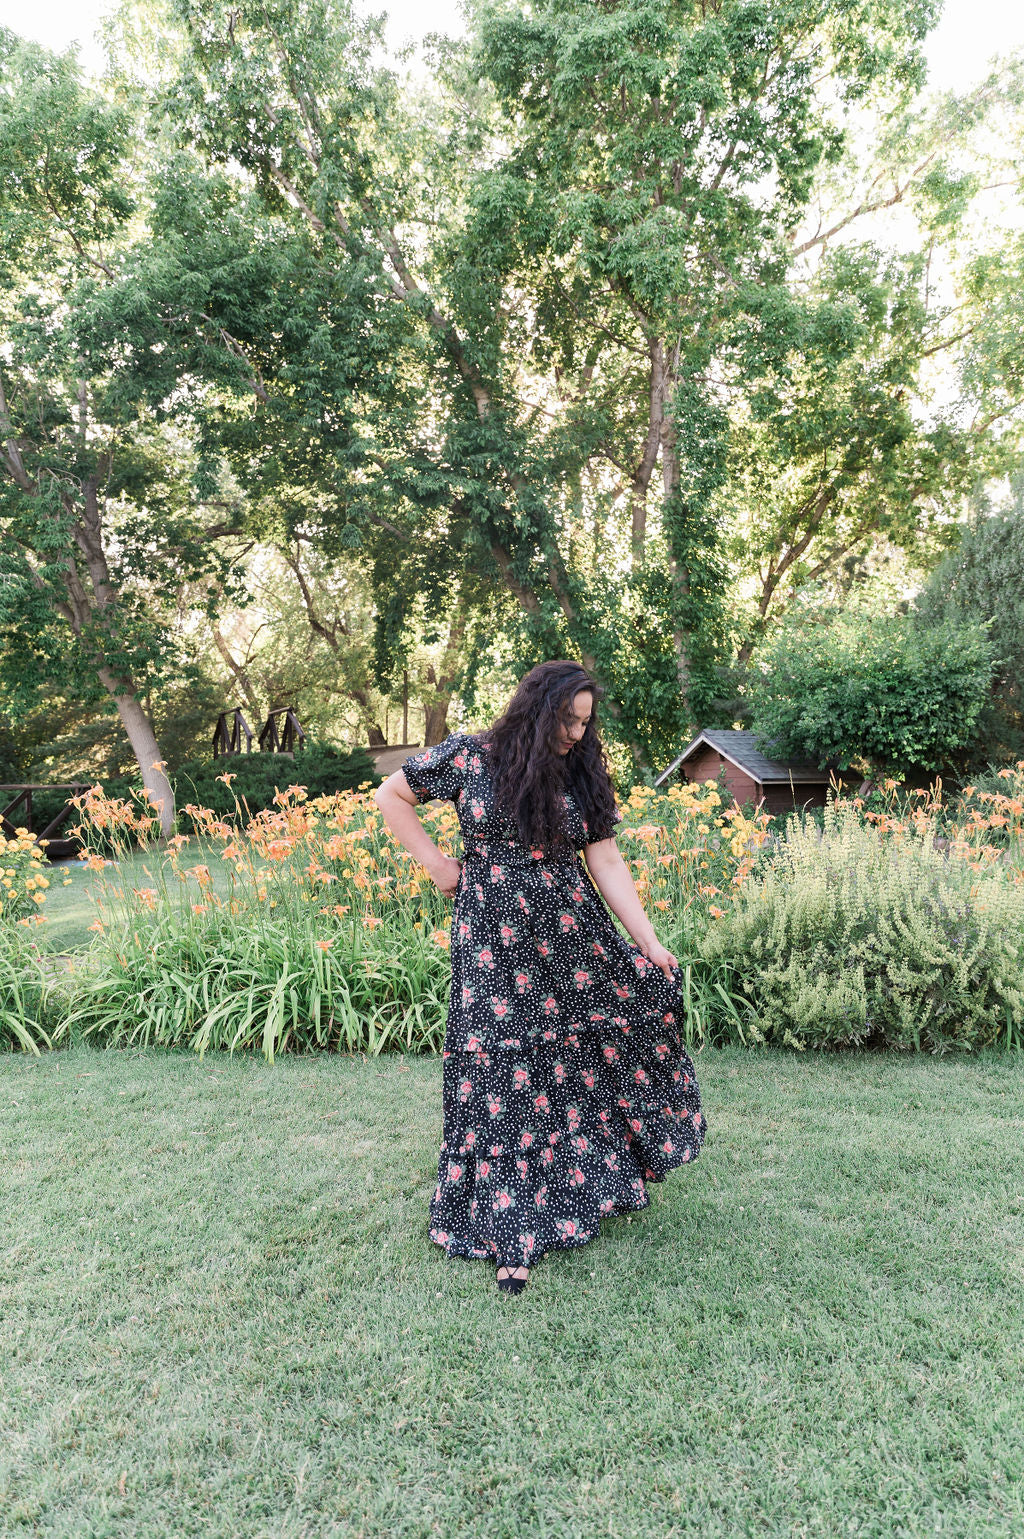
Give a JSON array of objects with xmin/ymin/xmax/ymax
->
[{"xmin": 0, "ymin": 784, "xmax": 89, "ymax": 852}]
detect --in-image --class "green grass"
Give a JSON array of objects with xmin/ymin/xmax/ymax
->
[
  {"xmin": 2, "ymin": 1045, "xmax": 1022, "ymax": 1538},
  {"xmin": 42, "ymin": 844, "xmax": 233, "ymax": 952}
]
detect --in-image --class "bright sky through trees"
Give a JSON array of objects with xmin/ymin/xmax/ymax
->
[{"xmin": 2, "ymin": 0, "xmax": 1023, "ymax": 88}]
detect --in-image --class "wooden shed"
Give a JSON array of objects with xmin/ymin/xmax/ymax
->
[{"xmin": 654, "ymin": 730, "xmax": 832, "ymax": 814}]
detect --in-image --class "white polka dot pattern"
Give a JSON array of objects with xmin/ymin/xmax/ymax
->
[{"xmin": 400, "ymin": 731, "xmax": 707, "ymax": 1270}]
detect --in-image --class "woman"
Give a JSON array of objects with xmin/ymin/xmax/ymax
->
[{"xmin": 374, "ymin": 660, "xmax": 706, "ymax": 1294}]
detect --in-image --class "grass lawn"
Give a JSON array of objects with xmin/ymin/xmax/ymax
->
[
  {"xmin": 2, "ymin": 1044, "xmax": 1022, "ymax": 1538},
  {"xmin": 42, "ymin": 844, "xmax": 233, "ymax": 953}
]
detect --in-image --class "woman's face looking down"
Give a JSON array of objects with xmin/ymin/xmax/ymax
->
[{"xmin": 554, "ymin": 690, "xmax": 593, "ymax": 755}]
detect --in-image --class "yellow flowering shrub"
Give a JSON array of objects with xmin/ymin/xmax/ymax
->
[{"xmin": 0, "ymin": 828, "xmax": 50, "ymax": 927}]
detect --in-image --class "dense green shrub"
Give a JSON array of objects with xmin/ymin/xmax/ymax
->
[
  {"xmin": 174, "ymin": 743, "xmax": 380, "ymax": 828},
  {"xmin": 699, "ymin": 801, "xmax": 1024, "ymax": 1052},
  {"xmin": 749, "ymin": 603, "xmax": 994, "ymax": 773}
]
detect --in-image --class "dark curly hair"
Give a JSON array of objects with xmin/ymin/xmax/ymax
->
[{"xmin": 470, "ymin": 660, "xmax": 618, "ymax": 856}]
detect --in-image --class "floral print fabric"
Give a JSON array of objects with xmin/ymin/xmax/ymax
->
[{"xmin": 401, "ymin": 731, "xmax": 707, "ymax": 1270}]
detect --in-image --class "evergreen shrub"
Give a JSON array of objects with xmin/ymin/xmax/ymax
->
[
  {"xmin": 700, "ymin": 801, "xmax": 1024, "ymax": 1052},
  {"xmin": 174, "ymin": 743, "xmax": 380, "ymax": 829}
]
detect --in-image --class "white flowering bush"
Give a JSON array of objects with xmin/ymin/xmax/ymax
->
[{"xmin": 700, "ymin": 799, "xmax": 1024, "ymax": 1052}]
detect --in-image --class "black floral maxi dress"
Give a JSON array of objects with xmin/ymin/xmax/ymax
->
[{"xmin": 401, "ymin": 731, "xmax": 707, "ymax": 1272}]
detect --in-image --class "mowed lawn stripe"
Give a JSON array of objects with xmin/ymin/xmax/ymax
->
[{"xmin": 1, "ymin": 1046, "xmax": 1022, "ymax": 1538}]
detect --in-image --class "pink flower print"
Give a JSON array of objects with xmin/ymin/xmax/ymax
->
[
  {"xmin": 568, "ymin": 1168, "xmax": 585, "ymax": 1188},
  {"xmin": 682, "ymin": 1147, "xmax": 692, "ymax": 1161},
  {"xmin": 453, "ymin": 752, "xmax": 467, "ymax": 769},
  {"xmin": 570, "ymin": 887, "xmax": 584, "ymax": 903},
  {"xmin": 602, "ymin": 1045, "xmax": 619, "ymax": 1063},
  {"xmin": 474, "ymin": 883, "xmax": 484, "ymax": 901},
  {"xmin": 662, "ymin": 1139, "xmax": 675, "ymax": 1154},
  {"xmin": 476, "ymin": 948, "xmax": 495, "ymax": 970},
  {"xmin": 631, "ymin": 1178, "xmax": 645, "ymax": 1195},
  {"xmin": 604, "ymin": 1152, "xmax": 619, "ymax": 1170},
  {"xmin": 465, "ymin": 1034, "xmax": 483, "ymax": 1052},
  {"xmin": 434, "ymin": 1184, "xmax": 442, "ymax": 1202},
  {"xmin": 537, "ymin": 940, "xmax": 551, "ymax": 957},
  {"xmin": 461, "ymin": 986, "xmax": 475, "ymax": 1005},
  {"xmin": 500, "ymin": 924, "xmax": 516, "ymax": 945},
  {"xmin": 516, "ymin": 1158, "xmax": 528, "ymax": 1180},
  {"xmin": 598, "ymin": 1109, "xmax": 610, "ymax": 1123},
  {"xmin": 470, "ymin": 753, "xmax": 482, "ymax": 773},
  {"xmin": 477, "ymin": 1159, "xmax": 491, "ymax": 1179},
  {"xmin": 493, "ymin": 1190, "xmax": 514, "ymax": 1212},
  {"xmin": 556, "ymin": 1218, "xmax": 578, "ymax": 1239},
  {"xmin": 515, "ymin": 972, "xmax": 530, "ymax": 994},
  {"xmin": 591, "ymin": 941, "xmax": 607, "ymax": 959},
  {"xmin": 447, "ymin": 1162, "xmax": 463, "ymax": 1183},
  {"xmin": 469, "ymin": 1198, "xmax": 478, "ymax": 1218},
  {"xmin": 613, "ymin": 982, "xmax": 630, "ymax": 999},
  {"xmin": 540, "ymin": 1147, "xmax": 554, "ymax": 1166},
  {"xmin": 616, "ymin": 1096, "xmax": 631, "ymax": 1109},
  {"xmin": 490, "ymin": 864, "xmax": 504, "ymax": 883},
  {"xmin": 683, "ymin": 1073, "xmax": 692, "ymax": 1089},
  {"xmin": 572, "ymin": 1135, "xmax": 589, "ymax": 1153},
  {"xmin": 655, "ymin": 1041, "xmax": 669, "ymax": 1059},
  {"xmin": 629, "ymin": 1117, "xmax": 643, "ymax": 1133},
  {"xmin": 634, "ymin": 1068, "xmax": 650, "ymax": 1085},
  {"xmin": 518, "ymin": 895, "xmax": 531, "ymax": 913},
  {"xmin": 458, "ymin": 1079, "xmax": 473, "ymax": 1102},
  {"xmin": 540, "ymin": 869, "xmax": 554, "ymax": 888},
  {"xmin": 567, "ymin": 1106, "xmax": 581, "ymax": 1132},
  {"xmin": 530, "ymin": 847, "xmax": 544, "ymax": 860},
  {"xmin": 559, "ymin": 913, "xmax": 578, "ymax": 932},
  {"xmin": 553, "ymin": 1062, "xmax": 566, "ymax": 1084},
  {"xmin": 693, "ymin": 1111, "xmax": 703, "ymax": 1129},
  {"xmin": 491, "ymin": 997, "xmax": 509, "ymax": 1019},
  {"xmin": 487, "ymin": 1096, "xmax": 503, "ymax": 1118},
  {"xmin": 573, "ymin": 969, "xmax": 591, "ymax": 989},
  {"xmin": 542, "ymin": 997, "xmax": 559, "ymax": 1016},
  {"xmin": 581, "ymin": 1068, "xmax": 595, "ymax": 1089},
  {"xmin": 470, "ymin": 800, "xmax": 485, "ymax": 821},
  {"xmin": 512, "ymin": 1066, "xmax": 530, "ymax": 1090},
  {"xmin": 541, "ymin": 1028, "xmax": 556, "ymax": 1042},
  {"xmin": 548, "ymin": 1130, "xmax": 560, "ymax": 1145},
  {"xmin": 520, "ymin": 1233, "xmax": 536, "ymax": 1255},
  {"xmin": 490, "ymin": 1143, "xmax": 504, "ymax": 1156},
  {"xmin": 458, "ymin": 921, "xmax": 471, "ymax": 938},
  {"xmin": 534, "ymin": 1093, "xmax": 550, "ymax": 1113},
  {"xmin": 634, "ymin": 953, "xmax": 651, "ymax": 973},
  {"xmin": 534, "ymin": 1186, "xmax": 548, "ymax": 1208},
  {"xmin": 519, "ymin": 1131, "xmax": 534, "ymax": 1150},
  {"xmin": 672, "ymin": 1069, "xmax": 681, "ymax": 1083},
  {"xmin": 465, "ymin": 1129, "xmax": 477, "ymax": 1148},
  {"xmin": 599, "ymin": 1199, "xmax": 615, "ymax": 1215}
]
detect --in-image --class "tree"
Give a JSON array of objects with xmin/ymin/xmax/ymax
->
[
  {"xmin": 917, "ymin": 478, "xmax": 1024, "ymax": 758},
  {"xmin": 0, "ymin": 34, "xmax": 247, "ymax": 830},
  {"xmin": 747, "ymin": 599, "xmax": 994, "ymax": 773},
  {"xmin": 147, "ymin": 0, "xmax": 939, "ymax": 765}
]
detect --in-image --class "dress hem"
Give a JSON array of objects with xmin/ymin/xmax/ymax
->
[{"xmin": 428, "ymin": 1149, "xmax": 697, "ymax": 1271}]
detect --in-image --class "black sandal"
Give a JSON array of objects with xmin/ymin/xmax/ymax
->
[{"xmin": 496, "ymin": 1265, "xmax": 529, "ymax": 1296}]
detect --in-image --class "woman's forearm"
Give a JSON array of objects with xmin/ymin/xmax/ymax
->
[
  {"xmin": 586, "ymin": 853, "xmax": 658, "ymax": 949},
  {"xmin": 374, "ymin": 787, "xmax": 448, "ymax": 874}
]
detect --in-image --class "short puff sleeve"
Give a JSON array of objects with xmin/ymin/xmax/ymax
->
[
  {"xmin": 401, "ymin": 733, "xmax": 470, "ymax": 805},
  {"xmin": 582, "ymin": 804, "xmax": 624, "ymax": 845}
]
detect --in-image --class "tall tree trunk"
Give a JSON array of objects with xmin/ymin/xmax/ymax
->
[{"xmin": 99, "ymin": 673, "xmax": 175, "ymax": 836}]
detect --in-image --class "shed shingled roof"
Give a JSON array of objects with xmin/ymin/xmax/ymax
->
[{"xmin": 654, "ymin": 730, "xmax": 832, "ymax": 789}]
